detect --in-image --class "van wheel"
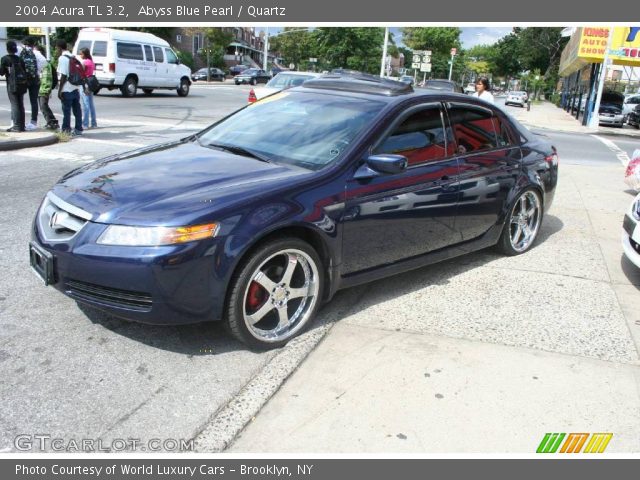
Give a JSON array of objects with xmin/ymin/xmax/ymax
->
[
  {"xmin": 121, "ymin": 77, "xmax": 137, "ymax": 97},
  {"xmin": 142, "ymin": 89, "xmax": 154, "ymax": 95},
  {"xmin": 177, "ymin": 78, "xmax": 190, "ymax": 97}
]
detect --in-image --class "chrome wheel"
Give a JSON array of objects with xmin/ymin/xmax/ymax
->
[
  {"xmin": 509, "ymin": 190, "xmax": 541, "ymax": 253},
  {"xmin": 242, "ymin": 249, "xmax": 320, "ymax": 343}
]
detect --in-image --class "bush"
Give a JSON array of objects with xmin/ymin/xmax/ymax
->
[{"xmin": 175, "ymin": 51, "xmax": 195, "ymax": 71}]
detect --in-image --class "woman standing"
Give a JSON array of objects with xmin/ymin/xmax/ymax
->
[
  {"xmin": 79, "ymin": 48, "xmax": 97, "ymax": 128},
  {"xmin": 473, "ymin": 77, "xmax": 495, "ymax": 104}
]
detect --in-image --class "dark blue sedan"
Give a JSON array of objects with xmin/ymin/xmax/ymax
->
[{"xmin": 30, "ymin": 74, "xmax": 558, "ymax": 348}]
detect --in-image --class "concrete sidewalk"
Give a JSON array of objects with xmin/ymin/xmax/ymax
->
[
  {"xmin": 222, "ymin": 161, "xmax": 640, "ymax": 453},
  {"xmin": 504, "ymin": 98, "xmax": 640, "ymax": 138}
]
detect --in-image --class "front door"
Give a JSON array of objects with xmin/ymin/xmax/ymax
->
[{"xmin": 342, "ymin": 102, "xmax": 460, "ymax": 274}]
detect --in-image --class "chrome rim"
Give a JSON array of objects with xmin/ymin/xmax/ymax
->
[
  {"xmin": 242, "ymin": 249, "xmax": 320, "ymax": 343},
  {"xmin": 509, "ymin": 191, "xmax": 541, "ymax": 253},
  {"xmin": 180, "ymin": 81, "xmax": 189, "ymax": 94},
  {"xmin": 126, "ymin": 81, "xmax": 136, "ymax": 95}
]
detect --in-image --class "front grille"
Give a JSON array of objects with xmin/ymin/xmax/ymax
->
[
  {"xmin": 66, "ymin": 280, "xmax": 153, "ymax": 311},
  {"xmin": 38, "ymin": 193, "xmax": 91, "ymax": 242}
]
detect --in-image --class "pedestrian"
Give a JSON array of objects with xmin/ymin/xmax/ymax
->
[
  {"xmin": 0, "ymin": 40, "xmax": 27, "ymax": 132},
  {"xmin": 36, "ymin": 45, "xmax": 59, "ymax": 130},
  {"xmin": 473, "ymin": 77, "xmax": 495, "ymax": 104},
  {"xmin": 55, "ymin": 39, "xmax": 83, "ymax": 136},
  {"xmin": 79, "ymin": 47, "xmax": 97, "ymax": 129},
  {"xmin": 21, "ymin": 37, "xmax": 45, "ymax": 130}
]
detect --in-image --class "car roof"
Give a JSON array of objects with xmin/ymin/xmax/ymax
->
[{"xmin": 273, "ymin": 71, "xmax": 322, "ymax": 77}]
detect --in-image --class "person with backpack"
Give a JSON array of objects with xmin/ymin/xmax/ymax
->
[
  {"xmin": 55, "ymin": 39, "xmax": 83, "ymax": 136},
  {"xmin": 21, "ymin": 37, "xmax": 44, "ymax": 130},
  {"xmin": 0, "ymin": 40, "xmax": 27, "ymax": 132},
  {"xmin": 79, "ymin": 48, "xmax": 97, "ymax": 129},
  {"xmin": 36, "ymin": 45, "xmax": 59, "ymax": 131}
]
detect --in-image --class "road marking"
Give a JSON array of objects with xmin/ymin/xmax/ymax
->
[
  {"xmin": 591, "ymin": 135, "xmax": 631, "ymax": 167},
  {"xmin": 11, "ymin": 150, "xmax": 94, "ymax": 162}
]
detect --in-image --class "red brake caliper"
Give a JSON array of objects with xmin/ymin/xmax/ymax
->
[{"xmin": 247, "ymin": 281, "xmax": 266, "ymax": 311}]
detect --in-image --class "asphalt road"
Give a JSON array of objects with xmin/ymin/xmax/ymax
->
[{"xmin": 0, "ymin": 84, "xmax": 639, "ymax": 453}]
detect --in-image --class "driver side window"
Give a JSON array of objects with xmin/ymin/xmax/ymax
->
[{"xmin": 375, "ymin": 105, "xmax": 450, "ymax": 166}]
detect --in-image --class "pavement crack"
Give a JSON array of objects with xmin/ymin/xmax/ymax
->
[{"xmin": 98, "ymin": 385, "xmax": 167, "ymax": 439}]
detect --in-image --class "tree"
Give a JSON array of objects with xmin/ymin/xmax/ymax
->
[
  {"xmin": 269, "ymin": 28, "xmax": 315, "ymax": 71},
  {"xmin": 183, "ymin": 28, "xmax": 233, "ymax": 69},
  {"xmin": 122, "ymin": 27, "xmax": 175, "ymax": 42},
  {"xmin": 312, "ymin": 27, "xmax": 388, "ymax": 74},
  {"xmin": 515, "ymin": 27, "xmax": 567, "ymax": 79},
  {"xmin": 401, "ymin": 27, "xmax": 462, "ymax": 79},
  {"xmin": 492, "ymin": 33, "xmax": 522, "ymax": 80}
]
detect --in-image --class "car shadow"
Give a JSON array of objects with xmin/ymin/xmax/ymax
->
[
  {"xmin": 620, "ymin": 255, "xmax": 640, "ymax": 288},
  {"xmin": 77, "ymin": 214, "xmax": 565, "ymax": 355}
]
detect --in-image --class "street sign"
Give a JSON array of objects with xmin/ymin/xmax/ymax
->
[
  {"xmin": 309, "ymin": 58, "xmax": 317, "ymax": 63},
  {"xmin": 411, "ymin": 62, "xmax": 421, "ymax": 69},
  {"xmin": 420, "ymin": 64, "xmax": 432, "ymax": 73},
  {"xmin": 28, "ymin": 27, "xmax": 44, "ymax": 35},
  {"xmin": 451, "ymin": 47, "xmax": 457, "ymax": 55}
]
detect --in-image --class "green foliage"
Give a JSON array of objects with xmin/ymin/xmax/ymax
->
[
  {"xmin": 269, "ymin": 28, "xmax": 315, "ymax": 70},
  {"xmin": 401, "ymin": 27, "xmax": 462, "ymax": 78},
  {"xmin": 312, "ymin": 27, "xmax": 388, "ymax": 74},
  {"xmin": 182, "ymin": 28, "xmax": 233, "ymax": 69},
  {"xmin": 122, "ymin": 27, "xmax": 175, "ymax": 41},
  {"xmin": 175, "ymin": 50, "xmax": 195, "ymax": 71},
  {"xmin": 6, "ymin": 27, "xmax": 29, "ymax": 40},
  {"xmin": 51, "ymin": 27, "xmax": 80, "ymax": 47}
]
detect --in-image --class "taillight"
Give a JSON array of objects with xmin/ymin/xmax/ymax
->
[
  {"xmin": 108, "ymin": 63, "xmax": 116, "ymax": 73},
  {"xmin": 248, "ymin": 89, "xmax": 257, "ymax": 103}
]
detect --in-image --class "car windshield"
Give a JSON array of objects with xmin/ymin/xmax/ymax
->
[
  {"xmin": 266, "ymin": 74, "xmax": 316, "ymax": 89},
  {"xmin": 197, "ymin": 91, "xmax": 384, "ymax": 171},
  {"xmin": 196, "ymin": 69, "xmax": 208, "ymax": 74}
]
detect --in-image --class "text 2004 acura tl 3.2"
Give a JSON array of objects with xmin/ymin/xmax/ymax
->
[{"xmin": 30, "ymin": 74, "xmax": 558, "ymax": 348}]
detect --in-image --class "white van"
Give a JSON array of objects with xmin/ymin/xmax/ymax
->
[{"xmin": 73, "ymin": 28, "xmax": 192, "ymax": 97}]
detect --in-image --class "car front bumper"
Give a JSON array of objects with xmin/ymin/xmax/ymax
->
[{"xmin": 30, "ymin": 219, "xmax": 230, "ymax": 325}]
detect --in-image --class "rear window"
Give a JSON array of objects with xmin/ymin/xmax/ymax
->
[
  {"xmin": 448, "ymin": 104, "xmax": 499, "ymax": 154},
  {"xmin": 117, "ymin": 42, "xmax": 143, "ymax": 61},
  {"xmin": 93, "ymin": 41, "xmax": 107, "ymax": 57}
]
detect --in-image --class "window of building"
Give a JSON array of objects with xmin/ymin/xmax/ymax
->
[
  {"xmin": 176, "ymin": 34, "xmax": 182, "ymax": 43},
  {"xmin": 193, "ymin": 34, "xmax": 201, "ymax": 54}
]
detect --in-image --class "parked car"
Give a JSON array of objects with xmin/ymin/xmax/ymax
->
[
  {"xmin": 420, "ymin": 79, "xmax": 464, "ymax": 93},
  {"xmin": 627, "ymin": 104, "xmax": 640, "ymax": 129},
  {"xmin": 73, "ymin": 27, "xmax": 192, "ymax": 97},
  {"xmin": 29, "ymin": 73, "xmax": 558, "ymax": 349},
  {"xmin": 505, "ymin": 91, "xmax": 528, "ymax": 107},
  {"xmin": 598, "ymin": 104, "xmax": 624, "ymax": 127},
  {"xmin": 191, "ymin": 68, "xmax": 225, "ymax": 82},
  {"xmin": 622, "ymin": 94, "xmax": 640, "ymax": 121},
  {"xmin": 229, "ymin": 64, "xmax": 249, "ymax": 76},
  {"xmin": 234, "ymin": 68, "xmax": 271, "ymax": 85},
  {"xmin": 399, "ymin": 75, "xmax": 414, "ymax": 85},
  {"xmin": 248, "ymin": 71, "xmax": 321, "ymax": 103},
  {"xmin": 622, "ymin": 192, "xmax": 640, "ymax": 268}
]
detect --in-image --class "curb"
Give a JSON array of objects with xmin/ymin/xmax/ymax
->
[
  {"xmin": 0, "ymin": 133, "xmax": 59, "ymax": 151},
  {"xmin": 524, "ymin": 123, "xmax": 640, "ymax": 140}
]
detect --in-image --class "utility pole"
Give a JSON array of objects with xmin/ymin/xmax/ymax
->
[
  {"xmin": 588, "ymin": 26, "xmax": 615, "ymax": 128},
  {"xmin": 448, "ymin": 47, "xmax": 457, "ymax": 81},
  {"xmin": 380, "ymin": 27, "xmax": 389, "ymax": 78},
  {"xmin": 263, "ymin": 28, "xmax": 269, "ymax": 71}
]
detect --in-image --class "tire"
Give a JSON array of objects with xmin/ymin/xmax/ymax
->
[
  {"xmin": 121, "ymin": 76, "xmax": 137, "ymax": 97},
  {"xmin": 496, "ymin": 189, "xmax": 542, "ymax": 256},
  {"xmin": 250, "ymin": 78, "xmax": 257, "ymax": 86},
  {"xmin": 177, "ymin": 78, "xmax": 190, "ymax": 97},
  {"xmin": 142, "ymin": 88, "xmax": 154, "ymax": 95},
  {"xmin": 225, "ymin": 237, "xmax": 324, "ymax": 349}
]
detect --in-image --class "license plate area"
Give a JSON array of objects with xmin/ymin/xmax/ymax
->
[{"xmin": 29, "ymin": 242, "xmax": 56, "ymax": 286}]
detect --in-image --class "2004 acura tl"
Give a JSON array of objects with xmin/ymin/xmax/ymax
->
[{"xmin": 29, "ymin": 73, "xmax": 558, "ymax": 348}]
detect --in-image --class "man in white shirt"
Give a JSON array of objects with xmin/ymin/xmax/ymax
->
[
  {"xmin": 55, "ymin": 39, "xmax": 82, "ymax": 136},
  {"xmin": 472, "ymin": 77, "xmax": 495, "ymax": 104}
]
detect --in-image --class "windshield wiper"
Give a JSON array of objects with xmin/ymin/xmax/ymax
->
[{"xmin": 205, "ymin": 142, "xmax": 271, "ymax": 163}]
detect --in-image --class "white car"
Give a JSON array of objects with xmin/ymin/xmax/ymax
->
[
  {"xmin": 623, "ymin": 94, "xmax": 640, "ymax": 122},
  {"xmin": 464, "ymin": 83, "xmax": 476, "ymax": 95},
  {"xmin": 505, "ymin": 91, "xmax": 528, "ymax": 107},
  {"xmin": 248, "ymin": 71, "xmax": 321, "ymax": 103},
  {"xmin": 622, "ymin": 193, "xmax": 640, "ymax": 268}
]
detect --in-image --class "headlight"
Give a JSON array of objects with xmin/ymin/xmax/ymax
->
[{"xmin": 97, "ymin": 223, "xmax": 219, "ymax": 246}]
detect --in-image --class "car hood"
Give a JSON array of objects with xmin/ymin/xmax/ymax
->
[{"xmin": 52, "ymin": 141, "xmax": 312, "ymax": 226}]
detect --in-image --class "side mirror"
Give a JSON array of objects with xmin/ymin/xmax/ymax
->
[{"xmin": 354, "ymin": 154, "xmax": 408, "ymax": 180}]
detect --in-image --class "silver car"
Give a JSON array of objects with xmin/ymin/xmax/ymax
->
[
  {"xmin": 505, "ymin": 91, "xmax": 528, "ymax": 107},
  {"xmin": 599, "ymin": 104, "xmax": 624, "ymax": 127}
]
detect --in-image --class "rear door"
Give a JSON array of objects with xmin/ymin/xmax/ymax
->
[
  {"xmin": 342, "ymin": 102, "xmax": 460, "ymax": 274},
  {"xmin": 445, "ymin": 102, "xmax": 522, "ymax": 241}
]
